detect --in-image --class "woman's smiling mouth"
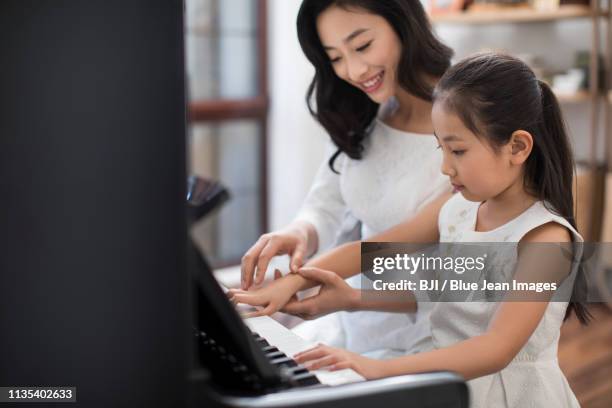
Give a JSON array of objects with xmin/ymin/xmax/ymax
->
[{"xmin": 360, "ymin": 71, "xmax": 384, "ymax": 93}]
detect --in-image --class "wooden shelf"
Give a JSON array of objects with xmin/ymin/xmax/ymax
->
[
  {"xmin": 189, "ymin": 96, "xmax": 268, "ymax": 121},
  {"xmin": 431, "ymin": 5, "xmax": 608, "ymax": 25}
]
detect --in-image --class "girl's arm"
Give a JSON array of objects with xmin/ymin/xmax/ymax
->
[
  {"xmin": 283, "ymin": 191, "xmax": 450, "ymax": 291},
  {"xmin": 295, "ymin": 222, "xmax": 574, "ymax": 380}
]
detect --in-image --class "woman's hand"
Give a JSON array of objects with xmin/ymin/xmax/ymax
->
[
  {"xmin": 282, "ymin": 267, "xmax": 360, "ymax": 319},
  {"xmin": 241, "ymin": 222, "xmax": 316, "ymax": 289},
  {"xmin": 228, "ymin": 271, "xmax": 306, "ymax": 318},
  {"xmin": 294, "ymin": 344, "xmax": 386, "ymax": 379}
]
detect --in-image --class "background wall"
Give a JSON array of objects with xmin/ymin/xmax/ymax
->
[{"xmin": 267, "ymin": 0, "xmax": 328, "ymax": 231}]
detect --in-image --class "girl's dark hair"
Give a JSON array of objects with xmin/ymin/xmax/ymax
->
[
  {"xmin": 433, "ymin": 52, "xmax": 591, "ymax": 325},
  {"xmin": 297, "ymin": 0, "xmax": 452, "ymax": 171}
]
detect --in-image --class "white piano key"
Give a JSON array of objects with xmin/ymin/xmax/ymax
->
[{"xmin": 245, "ymin": 316, "xmax": 365, "ymax": 386}]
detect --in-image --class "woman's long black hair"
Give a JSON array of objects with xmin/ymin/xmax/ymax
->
[
  {"xmin": 297, "ymin": 0, "xmax": 452, "ymax": 171},
  {"xmin": 433, "ymin": 52, "xmax": 591, "ymax": 324}
]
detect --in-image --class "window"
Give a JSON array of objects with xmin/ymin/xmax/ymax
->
[{"xmin": 186, "ymin": 0, "xmax": 268, "ymax": 266}]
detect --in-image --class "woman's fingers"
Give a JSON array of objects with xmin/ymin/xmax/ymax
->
[
  {"xmin": 255, "ymin": 240, "xmax": 284, "ymax": 286},
  {"xmin": 282, "ymin": 296, "xmax": 317, "ymax": 319},
  {"xmin": 241, "ymin": 237, "xmax": 269, "ymax": 289},
  {"xmin": 290, "ymin": 242, "xmax": 306, "ymax": 273}
]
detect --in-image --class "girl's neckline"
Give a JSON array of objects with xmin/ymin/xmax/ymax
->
[{"xmin": 467, "ymin": 199, "xmax": 540, "ymax": 235}]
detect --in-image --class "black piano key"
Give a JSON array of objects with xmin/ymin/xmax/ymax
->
[
  {"xmin": 270, "ymin": 356, "xmax": 298, "ymax": 368},
  {"xmin": 261, "ymin": 345, "xmax": 278, "ymax": 353},
  {"xmin": 288, "ymin": 366, "xmax": 309, "ymax": 376},
  {"xmin": 265, "ymin": 350, "xmax": 286, "ymax": 359},
  {"xmin": 292, "ymin": 372, "xmax": 320, "ymax": 387}
]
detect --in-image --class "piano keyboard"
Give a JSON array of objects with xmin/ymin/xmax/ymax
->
[{"xmin": 245, "ymin": 316, "xmax": 365, "ymax": 387}]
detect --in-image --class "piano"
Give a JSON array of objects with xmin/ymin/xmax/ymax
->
[
  {"xmin": 187, "ymin": 177, "xmax": 468, "ymax": 406},
  {"xmin": 190, "ymin": 243, "xmax": 469, "ymax": 408}
]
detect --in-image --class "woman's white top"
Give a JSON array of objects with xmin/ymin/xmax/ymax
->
[
  {"xmin": 434, "ymin": 193, "xmax": 581, "ymax": 408},
  {"xmin": 293, "ymin": 115, "xmax": 448, "ymax": 358}
]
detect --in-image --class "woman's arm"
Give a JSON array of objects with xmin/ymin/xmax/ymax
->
[{"xmin": 241, "ymin": 154, "xmax": 347, "ymax": 288}]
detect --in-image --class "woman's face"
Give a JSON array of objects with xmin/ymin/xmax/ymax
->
[{"xmin": 316, "ymin": 5, "xmax": 402, "ymax": 104}]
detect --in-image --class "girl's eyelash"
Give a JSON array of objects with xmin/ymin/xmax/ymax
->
[
  {"xmin": 437, "ymin": 144, "xmax": 465, "ymax": 156},
  {"xmin": 356, "ymin": 41, "xmax": 372, "ymax": 52},
  {"xmin": 330, "ymin": 57, "xmax": 341, "ymax": 64}
]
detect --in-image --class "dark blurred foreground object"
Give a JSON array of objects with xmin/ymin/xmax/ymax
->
[
  {"xmin": 0, "ymin": 1, "xmax": 189, "ymax": 407},
  {"xmin": 187, "ymin": 175, "xmax": 230, "ymax": 222},
  {"xmin": 0, "ymin": 1, "xmax": 469, "ymax": 406}
]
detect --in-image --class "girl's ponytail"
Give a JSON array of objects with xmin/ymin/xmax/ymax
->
[
  {"xmin": 533, "ymin": 79, "xmax": 574, "ymax": 224},
  {"xmin": 538, "ymin": 79, "xmax": 591, "ymax": 325}
]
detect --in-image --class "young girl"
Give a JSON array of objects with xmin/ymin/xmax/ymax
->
[{"xmin": 231, "ymin": 53, "xmax": 589, "ymax": 407}]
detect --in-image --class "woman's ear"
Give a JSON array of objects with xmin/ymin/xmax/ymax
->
[{"xmin": 508, "ymin": 130, "xmax": 533, "ymax": 165}]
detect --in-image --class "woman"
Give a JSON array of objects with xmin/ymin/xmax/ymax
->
[{"xmin": 239, "ymin": 0, "xmax": 453, "ymax": 359}]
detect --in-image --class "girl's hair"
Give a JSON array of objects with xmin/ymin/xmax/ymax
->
[
  {"xmin": 433, "ymin": 52, "xmax": 591, "ymax": 324},
  {"xmin": 297, "ymin": 0, "xmax": 452, "ymax": 171}
]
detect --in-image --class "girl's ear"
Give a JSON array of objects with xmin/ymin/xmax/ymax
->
[{"xmin": 508, "ymin": 130, "xmax": 533, "ymax": 165}]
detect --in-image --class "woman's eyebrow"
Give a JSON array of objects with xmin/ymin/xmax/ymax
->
[{"xmin": 323, "ymin": 28, "xmax": 370, "ymax": 50}]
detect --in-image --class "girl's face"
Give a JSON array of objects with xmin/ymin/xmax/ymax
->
[
  {"xmin": 432, "ymin": 102, "xmax": 522, "ymax": 202},
  {"xmin": 316, "ymin": 5, "xmax": 402, "ymax": 104}
]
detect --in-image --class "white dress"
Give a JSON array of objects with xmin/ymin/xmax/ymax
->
[
  {"xmin": 293, "ymin": 110, "xmax": 449, "ymax": 358},
  {"xmin": 434, "ymin": 193, "xmax": 582, "ymax": 408}
]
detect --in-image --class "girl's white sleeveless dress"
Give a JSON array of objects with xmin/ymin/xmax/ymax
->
[{"xmin": 434, "ymin": 193, "xmax": 582, "ymax": 408}]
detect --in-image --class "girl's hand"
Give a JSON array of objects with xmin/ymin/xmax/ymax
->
[
  {"xmin": 228, "ymin": 270, "xmax": 305, "ymax": 318},
  {"xmin": 282, "ymin": 267, "xmax": 360, "ymax": 319},
  {"xmin": 294, "ymin": 344, "xmax": 386, "ymax": 379}
]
